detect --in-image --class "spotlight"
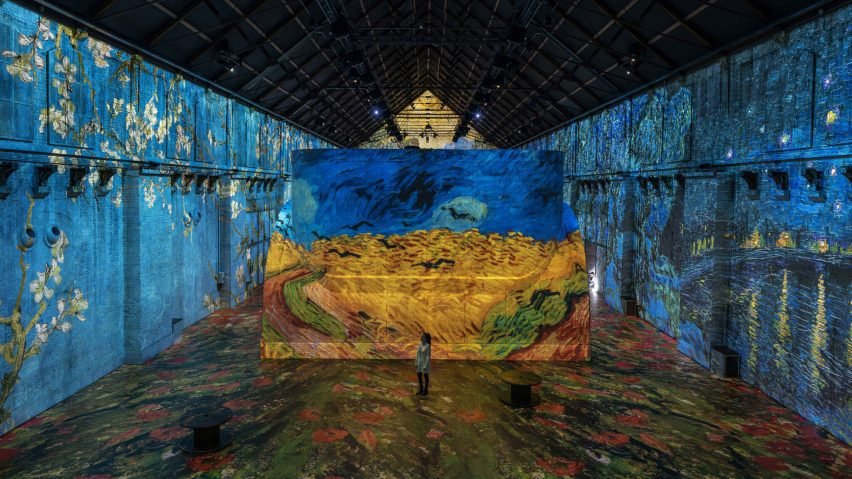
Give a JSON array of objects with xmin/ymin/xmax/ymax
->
[
  {"xmin": 474, "ymin": 111, "xmax": 482, "ymax": 120},
  {"xmin": 372, "ymin": 107, "xmax": 380, "ymax": 116},
  {"xmin": 217, "ymin": 46, "xmax": 241, "ymax": 73}
]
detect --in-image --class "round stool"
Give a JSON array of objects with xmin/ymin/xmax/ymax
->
[
  {"xmin": 500, "ymin": 370, "xmax": 542, "ymax": 407},
  {"xmin": 179, "ymin": 407, "xmax": 234, "ymax": 454}
]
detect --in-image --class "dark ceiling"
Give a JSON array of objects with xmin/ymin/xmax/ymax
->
[{"xmin": 15, "ymin": 0, "xmax": 840, "ymax": 147}]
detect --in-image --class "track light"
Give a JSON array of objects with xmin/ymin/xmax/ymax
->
[
  {"xmin": 623, "ymin": 43, "xmax": 642, "ymax": 77},
  {"xmin": 217, "ymin": 47, "xmax": 240, "ymax": 73}
]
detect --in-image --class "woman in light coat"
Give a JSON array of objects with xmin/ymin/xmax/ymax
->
[{"xmin": 415, "ymin": 333, "xmax": 431, "ymax": 396}]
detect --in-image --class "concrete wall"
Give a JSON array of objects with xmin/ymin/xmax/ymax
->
[
  {"xmin": 523, "ymin": 5, "xmax": 851, "ymax": 444},
  {"xmin": 0, "ymin": 2, "xmax": 330, "ymax": 434}
]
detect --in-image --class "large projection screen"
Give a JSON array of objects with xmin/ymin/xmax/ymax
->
[{"xmin": 262, "ymin": 149, "xmax": 589, "ymax": 360}]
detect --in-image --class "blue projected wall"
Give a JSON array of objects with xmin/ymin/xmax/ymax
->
[
  {"xmin": 523, "ymin": 5, "xmax": 851, "ymax": 444},
  {"xmin": 0, "ymin": 2, "xmax": 330, "ymax": 434}
]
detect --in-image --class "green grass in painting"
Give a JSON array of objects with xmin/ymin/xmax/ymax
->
[
  {"xmin": 261, "ymin": 312, "xmax": 287, "ymax": 343},
  {"xmin": 479, "ymin": 272, "xmax": 587, "ymax": 358}
]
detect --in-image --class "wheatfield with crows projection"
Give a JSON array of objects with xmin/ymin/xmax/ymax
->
[{"xmin": 262, "ymin": 149, "xmax": 589, "ymax": 360}]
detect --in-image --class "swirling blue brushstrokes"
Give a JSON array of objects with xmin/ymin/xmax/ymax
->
[{"xmin": 288, "ymin": 149, "xmax": 567, "ymax": 247}]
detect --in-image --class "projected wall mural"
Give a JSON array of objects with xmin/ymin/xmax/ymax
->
[
  {"xmin": 522, "ymin": 4, "xmax": 851, "ymax": 444},
  {"xmin": 262, "ymin": 149, "xmax": 589, "ymax": 360},
  {"xmin": 0, "ymin": 2, "xmax": 330, "ymax": 433}
]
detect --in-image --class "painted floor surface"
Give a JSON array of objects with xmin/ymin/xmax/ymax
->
[{"xmin": 0, "ymin": 292, "xmax": 849, "ymax": 479}]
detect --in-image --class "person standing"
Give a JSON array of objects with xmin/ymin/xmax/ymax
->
[{"xmin": 416, "ymin": 333, "xmax": 432, "ymax": 396}]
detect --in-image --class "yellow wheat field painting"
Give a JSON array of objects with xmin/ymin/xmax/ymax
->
[{"xmin": 262, "ymin": 149, "xmax": 589, "ymax": 360}]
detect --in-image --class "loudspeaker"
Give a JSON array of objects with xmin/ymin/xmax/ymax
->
[{"xmin": 710, "ymin": 346, "xmax": 740, "ymax": 378}]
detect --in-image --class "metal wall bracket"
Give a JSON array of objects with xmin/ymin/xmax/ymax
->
[
  {"xmin": 768, "ymin": 170, "xmax": 790, "ymax": 201},
  {"xmin": 0, "ymin": 162, "xmax": 19, "ymax": 200},
  {"xmin": 739, "ymin": 171, "xmax": 759, "ymax": 200},
  {"xmin": 32, "ymin": 165, "xmax": 57, "ymax": 198},
  {"xmin": 802, "ymin": 168, "xmax": 825, "ymax": 203},
  {"xmin": 67, "ymin": 167, "xmax": 87, "ymax": 197},
  {"xmin": 94, "ymin": 168, "xmax": 116, "ymax": 197}
]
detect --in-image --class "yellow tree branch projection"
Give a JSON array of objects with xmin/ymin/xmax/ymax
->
[{"xmin": 0, "ymin": 196, "xmax": 89, "ymax": 424}]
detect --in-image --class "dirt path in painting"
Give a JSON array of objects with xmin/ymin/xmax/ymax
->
[
  {"xmin": 262, "ymin": 268, "xmax": 329, "ymax": 345},
  {"xmin": 264, "ymin": 269, "xmax": 388, "ymax": 358}
]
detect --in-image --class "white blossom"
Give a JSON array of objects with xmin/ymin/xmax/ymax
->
[
  {"xmin": 108, "ymin": 98, "xmax": 125, "ymax": 116},
  {"xmin": 69, "ymin": 288, "xmax": 88, "ymax": 321},
  {"xmin": 51, "ymin": 231, "xmax": 68, "ymax": 264},
  {"xmin": 49, "ymin": 148, "xmax": 67, "ymax": 174},
  {"xmin": 36, "ymin": 323, "xmax": 49, "ymax": 344},
  {"xmin": 18, "ymin": 33, "xmax": 33, "ymax": 47},
  {"xmin": 37, "ymin": 19, "xmax": 55, "ymax": 43},
  {"xmin": 203, "ymin": 294, "xmax": 220, "ymax": 313},
  {"xmin": 144, "ymin": 182, "xmax": 157, "ymax": 208},
  {"xmin": 235, "ymin": 264, "xmax": 245, "ymax": 285},
  {"xmin": 88, "ymin": 38, "xmax": 112, "ymax": 68},
  {"xmin": 29, "ymin": 271, "xmax": 54, "ymax": 303},
  {"xmin": 231, "ymin": 200, "xmax": 242, "ymax": 219}
]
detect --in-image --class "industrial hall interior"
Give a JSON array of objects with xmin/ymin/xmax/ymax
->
[{"xmin": 0, "ymin": 0, "xmax": 849, "ymax": 478}]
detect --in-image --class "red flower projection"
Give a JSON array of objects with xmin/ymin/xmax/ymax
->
[
  {"xmin": 535, "ymin": 457, "xmax": 585, "ymax": 477},
  {"xmin": 136, "ymin": 404, "xmax": 169, "ymax": 422},
  {"xmin": 105, "ymin": 427, "xmax": 142, "ymax": 447},
  {"xmin": 251, "ymin": 377, "xmax": 273, "ymax": 388},
  {"xmin": 615, "ymin": 409, "xmax": 649, "ymax": 427},
  {"xmin": 0, "ymin": 447, "xmax": 21, "ymax": 461},
  {"xmin": 312, "ymin": 429, "xmax": 349, "ymax": 443},
  {"xmin": 591, "ymin": 431, "xmax": 630, "ymax": 446},
  {"xmin": 456, "ymin": 409, "xmax": 486, "ymax": 423},
  {"xmin": 358, "ymin": 429, "xmax": 377, "ymax": 449},
  {"xmin": 186, "ymin": 453, "xmax": 235, "ymax": 472},
  {"xmin": 639, "ymin": 433, "xmax": 672, "ymax": 454},
  {"xmin": 149, "ymin": 426, "xmax": 186, "ymax": 442},
  {"xmin": 353, "ymin": 411, "xmax": 386, "ymax": 425},
  {"xmin": 298, "ymin": 408, "xmax": 321, "ymax": 422},
  {"xmin": 534, "ymin": 402, "xmax": 565, "ymax": 414}
]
